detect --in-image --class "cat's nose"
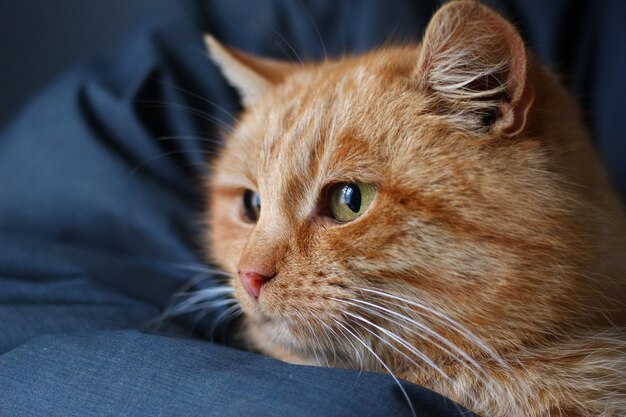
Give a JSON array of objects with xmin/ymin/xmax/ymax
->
[{"xmin": 238, "ymin": 270, "xmax": 274, "ymax": 299}]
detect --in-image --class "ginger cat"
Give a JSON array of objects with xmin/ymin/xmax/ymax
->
[{"xmin": 204, "ymin": 1, "xmax": 626, "ymax": 416}]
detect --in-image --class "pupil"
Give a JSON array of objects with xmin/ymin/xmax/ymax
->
[
  {"xmin": 343, "ymin": 184, "xmax": 361, "ymax": 213},
  {"xmin": 244, "ymin": 190, "xmax": 261, "ymax": 221}
]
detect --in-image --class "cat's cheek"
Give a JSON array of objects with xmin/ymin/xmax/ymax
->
[{"xmin": 207, "ymin": 196, "xmax": 253, "ymax": 273}]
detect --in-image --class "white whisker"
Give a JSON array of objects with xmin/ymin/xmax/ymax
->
[
  {"xmin": 318, "ymin": 320, "xmax": 340, "ymax": 367},
  {"xmin": 167, "ymin": 263, "xmax": 233, "ymax": 276},
  {"xmin": 357, "ymin": 287, "xmax": 509, "ymax": 369},
  {"xmin": 299, "ymin": 311, "xmax": 324, "ymax": 366},
  {"xmin": 338, "ymin": 297, "xmax": 491, "ymax": 383},
  {"xmin": 168, "ymin": 286, "xmax": 235, "ymax": 308},
  {"xmin": 330, "ymin": 319, "xmax": 366, "ymax": 371},
  {"xmin": 208, "ymin": 303, "xmax": 242, "ymax": 340},
  {"xmin": 342, "ymin": 310, "xmax": 450, "ymax": 381},
  {"xmin": 332, "ymin": 319, "xmax": 417, "ymax": 417},
  {"xmin": 163, "ymin": 297, "xmax": 237, "ymax": 317}
]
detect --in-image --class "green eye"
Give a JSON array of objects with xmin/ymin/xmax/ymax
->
[{"xmin": 328, "ymin": 182, "xmax": 376, "ymax": 222}]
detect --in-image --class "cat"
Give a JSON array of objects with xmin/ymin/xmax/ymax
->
[{"xmin": 202, "ymin": 1, "xmax": 626, "ymax": 416}]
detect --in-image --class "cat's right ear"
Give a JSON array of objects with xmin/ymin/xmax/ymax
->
[{"xmin": 205, "ymin": 35, "xmax": 297, "ymax": 107}]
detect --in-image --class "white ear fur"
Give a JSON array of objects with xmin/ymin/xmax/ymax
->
[
  {"xmin": 417, "ymin": 1, "xmax": 533, "ymax": 135},
  {"xmin": 205, "ymin": 35, "xmax": 272, "ymax": 107}
]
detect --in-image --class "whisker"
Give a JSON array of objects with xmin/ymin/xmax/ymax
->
[
  {"xmin": 159, "ymin": 273, "xmax": 222, "ymax": 313},
  {"xmin": 134, "ymin": 100, "xmax": 235, "ymax": 134},
  {"xmin": 342, "ymin": 310, "xmax": 450, "ymax": 381},
  {"xmin": 293, "ymin": 309, "xmax": 321, "ymax": 365},
  {"xmin": 317, "ymin": 320, "xmax": 340, "ymax": 367},
  {"xmin": 126, "ymin": 149, "xmax": 221, "ymax": 179},
  {"xmin": 259, "ymin": 22, "xmax": 305, "ymax": 65},
  {"xmin": 339, "ymin": 297, "xmax": 491, "ymax": 383},
  {"xmin": 157, "ymin": 135, "xmax": 225, "ymax": 147},
  {"xmin": 207, "ymin": 303, "xmax": 242, "ymax": 341},
  {"xmin": 166, "ymin": 263, "xmax": 233, "ymax": 276},
  {"xmin": 171, "ymin": 287, "xmax": 234, "ymax": 298},
  {"xmin": 162, "ymin": 279, "xmax": 235, "ymax": 316},
  {"xmin": 169, "ymin": 286, "xmax": 235, "ymax": 303},
  {"xmin": 147, "ymin": 76, "xmax": 238, "ymax": 123},
  {"xmin": 163, "ymin": 297, "xmax": 237, "ymax": 317},
  {"xmin": 167, "ymin": 271, "xmax": 217, "ymax": 298},
  {"xmin": 329, "ymin": 318, "xmax": 365, "ymax": 371},
  {"xmin": 303, "ymin": 315, "xmax": 326, "ymax": 366},
  {"xmin": 295, "ymin": 0, "xmax": 327, "ymax": 60},
  {"xmin": 357, "ymin": 287, "xmax": 509, "ymax": 370},
  {"xmin": 351, "ymin": 317, "xmax": 427, "ymax": 374},
  {"xmin": 148, "ymin": 292, "xmax": 233, "ymax": 331},
  {"xmin": 332, "ymin": 319, "xmax": 417, "ymax": 417}
]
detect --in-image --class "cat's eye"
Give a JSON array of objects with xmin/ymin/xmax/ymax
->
[
  {"xmin": 327, "ymin": 182, "xmax": 376, "ymax": 222},
  {"xmin": 242, "ymin": 189, "xmax": 261, "ymax": 222}
]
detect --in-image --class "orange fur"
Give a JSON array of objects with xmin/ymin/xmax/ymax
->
[{"xmin": 204, "ymin": 1, "xmax": 626, "ymax": 416}]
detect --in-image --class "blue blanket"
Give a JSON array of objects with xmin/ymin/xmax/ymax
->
[{"xmin": 1, "ymin": 0, "xmax": 624, "ymax": 415}]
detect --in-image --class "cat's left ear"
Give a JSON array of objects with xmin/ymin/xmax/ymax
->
[
  {"xmin": 205, "ymin": 35, "xmax": 297, "ymax": 107},
  {"xmin": 416, "ymin": 1, "xmax": 535, "ymax": 136}
]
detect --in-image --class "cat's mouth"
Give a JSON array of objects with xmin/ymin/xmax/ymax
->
[{"xmin": 233, "ymin": 273, "xmax": 361, "ymax": 364}]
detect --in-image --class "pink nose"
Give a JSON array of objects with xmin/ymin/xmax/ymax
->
[{"xmin": 239, "ymin": 271, "xmax": 274, "ymax": 299}]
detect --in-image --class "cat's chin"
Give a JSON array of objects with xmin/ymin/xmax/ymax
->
[
  {"xmin": 244, "ymin": 317, "xmax": 347, "ymax": 367},
  {"xmin": 246, "ymin": 317, "xmax": 313, "ymax": 360}
]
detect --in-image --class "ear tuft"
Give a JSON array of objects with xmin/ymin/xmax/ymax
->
[
  {"xmin": 205, "ymin": 35, "xmax": 299, "ymax": 107},
  {"xmin": 205, "ymin": 35, "xmax": 271, "ymax": 107},
  {"xmin": 417, "ymin": 1, "xmax": 534, "ymax": 136}
]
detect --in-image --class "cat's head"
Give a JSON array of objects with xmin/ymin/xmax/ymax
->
[{"xmin": 205, "ymin": 1, "xmax": 626, "ymax": 372}]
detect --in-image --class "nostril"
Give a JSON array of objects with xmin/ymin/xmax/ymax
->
[{"xmin": 238, "ymin": 271, "xmax": 274, "ymax": 299}]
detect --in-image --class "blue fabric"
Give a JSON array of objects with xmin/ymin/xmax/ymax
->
[
  {"xmin": 0, "ymin": 0, "xmax": 623, "ymax": 416},
  {"xmin": 0, "ymin": 330, "xmax": 471, "ymax": 417}
]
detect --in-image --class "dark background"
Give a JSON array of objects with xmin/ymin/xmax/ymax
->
[
  {"xmin": 0, "ymin": 0, "xmax": 624, "ymax": 198},
  {"xmin": 0, "ymin": 0, "xmax": 167, "ymax": 128}
]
